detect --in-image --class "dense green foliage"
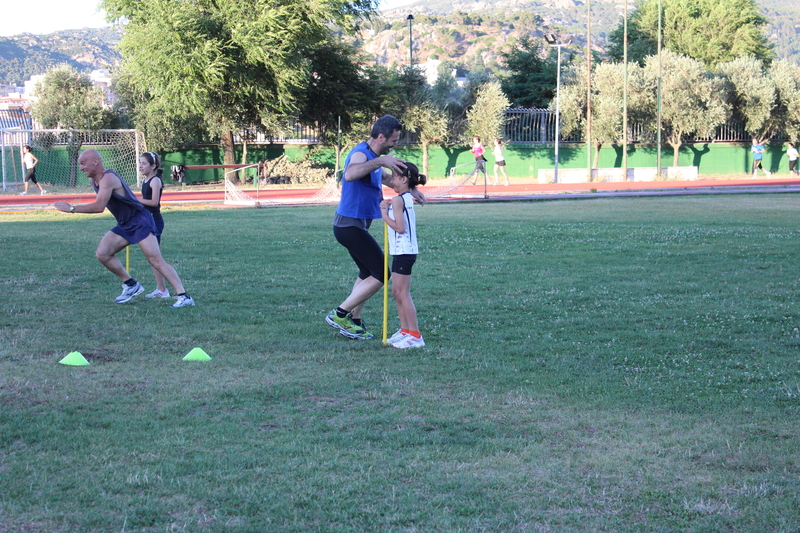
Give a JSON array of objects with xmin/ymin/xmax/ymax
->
[
  {"xmin": 607, "ymin": 0, "xmax": 774, "ymax": 68},
  {"xmin": 103, "ymin": 0, "xmax": 379, "ymax": 156},
  {"xmin": 31, "ymin": 64, "xmax": 112, "ymax": 130},
  {"xmin": 2, "ymin": 196, "xmax": 800, "ymax": 531},
  {"xmin": 499, "ymin": 36, "xmax": 557, "ymax": 109}
]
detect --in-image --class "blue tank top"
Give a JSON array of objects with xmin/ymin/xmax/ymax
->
[
  {"xmin": 336, "ymin": 141, "xmax": 384, "ymax": 220},
  {"xmin": 92, "ymin": 170, "xmax": 143, "ymax": 225}
]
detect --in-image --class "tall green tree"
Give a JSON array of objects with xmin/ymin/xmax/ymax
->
[
  {"xmin": 499, "ymin": 36, "xmax": 557, "ymax": 108},
  {"xmin": 466, "ymin": 81, "xmax": 510, "ymax": 148},
  {"xmin": 32, "ymin": 64, "xmax": 108, "ymax": 130},
  {"xmin": 403, "ymin": 102, "xmax": 449, "ymax": 177},
  {"xmin": 643, "ymin": 50, "xmax": 730, "ymax": 167},
  {"xmin": 295, "ymin": 39, "xmax": 396, "ymax": 144},
  {"xmin": 607, "ymin": 0, "xmax": 774, "ymax": 69},
  {"xmin": 32, "ymin": 64, "xmax": 116, "ymax": 185},
  {"xmin": 103, "ymin": 0, "xmax": 377, "ymax": 170},
  {"xmin": 718, "ymin": 57, "xmax": 800, "ymax": 142}
]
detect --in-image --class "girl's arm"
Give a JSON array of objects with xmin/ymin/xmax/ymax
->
[
  {"xmin": 380, "ymin": 196, "xmax": 406, "ymax": 234},
  {"xmin": 139, "ymin": 177, "xmax": 162, "ymax": 207}
]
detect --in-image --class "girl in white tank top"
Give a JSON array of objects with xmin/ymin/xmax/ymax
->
[{"xmin": 380, "ymin": 162, "xmax": 427, "ymax": 349}]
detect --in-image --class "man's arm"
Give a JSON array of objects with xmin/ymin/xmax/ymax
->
[
  {"xmin": 344, "ymin": 151, "xmax": 406, "ymax": 182},
  {"xmin": 53, "ymin": 173, "xmax": 116, "ymax": 213}
]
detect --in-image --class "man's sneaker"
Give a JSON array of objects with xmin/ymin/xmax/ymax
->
[
  {"xmin": 171, "ymin": 294, "xmax": 195, "ymax": 308},
  {"xmin": 146, "ymin": 288, "xmax": 170, "ymax": 298},
  {"xmin": 326, "ymin": 310, "xmax": 373, "ymax": 340},
  {"xmin": 114, "ymin": 281, "xmax": 144, "ymax": 303},
  {"xmin": 387, "ymin": 330, "xmax": 406, "ymax": 344},
  {"xmin": 40, "ymin": 190, "xmax": 47, "ymax": 195},
  {"xmin": 392, "ymin": 335, "xmax": 425, "ymax": 349}
]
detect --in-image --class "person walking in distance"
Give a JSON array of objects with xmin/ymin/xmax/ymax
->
[
  {"xmin": 326, "ymin": 115, "xmax": 425, "ymax": 340},
  {"xmin": 53, "ymin": 149, "xmax": 195, "ymax": 307},
  {"xmin": 751, "ymin": 138, "xmax": 770, "ymax": 178},
  {"xmin": 138, "ymin": 151, "xmax": 170, "ymax": 299},
  {"xmin": 492, "ymin": 138, "xmax": 510, "ymax": 186},
  {"xmin": 381, "ymin": 162, "xmax": 427, "ymax": 349},
  {"xmin": 21, "ymin": 145, "xmax": 46, "ymax": 195},
  {"xmin": 786, "ymin": 142, "xmax": 799, "ymax": 177},
  {"xmin": 469, "ymin": 136, "xmax": 488, "ymax": 186}
]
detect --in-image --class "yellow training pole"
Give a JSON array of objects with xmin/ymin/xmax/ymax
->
[
  {"xmin": 383, "ymin": 222, "xmax": 389, "ymax": 345},
  {"xmin": 125, "ymin": 246, "xmax": 130, "ymax": 273}
]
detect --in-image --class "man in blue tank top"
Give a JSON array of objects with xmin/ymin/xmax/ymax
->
[
  {"xmin": 326, "ymin": 115, "xmax": 425, "ymax": 340},
  {"xmin": 53, "ymin": 149, "xmax": 195, "ymax": 308}
]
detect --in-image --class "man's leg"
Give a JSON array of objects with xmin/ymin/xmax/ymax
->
[
  {"xmin": 138, "ymin": 235, "xmax": 186, "ymax": 295},
  {"xmin": 96, "ymin": 231, "xmax": 133, "ymax": 280},
  {"xmin": 340, "ymin": 276, "xmax": 384, "ymax": 318}
]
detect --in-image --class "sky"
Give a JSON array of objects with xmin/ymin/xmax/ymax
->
[{"xmin": 0, "ymin": 0, "xmax": 416, "ymax": 37}]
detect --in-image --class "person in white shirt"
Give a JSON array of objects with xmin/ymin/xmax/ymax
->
[
  {"xmin": 21, "ymin": 145, "xmax": 46, "ymax": 195},
  {"xmin": 786, "ymin": 142, "xmax": 798, "ymax": 176},
  {"xmin": 492, "ymin": 138, "xmax": 510, "ymax": 186},
  {"xmin": 380, "ymin": 162, "xmax": 427, "ymax": 349}
]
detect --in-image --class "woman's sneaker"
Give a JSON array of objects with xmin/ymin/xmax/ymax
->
[
  {"xmin": 392, "ymin": 335, "xmax": 425, "ymax": 349},
  {"xmin": 146, "ymin": 289, "xmax": 171, "ymax": 298}
]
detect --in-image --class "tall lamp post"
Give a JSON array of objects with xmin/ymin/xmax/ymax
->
[
  {"xmin": 407, "ymin": 14, "xmax": 414, "ymax": 65},
  {"xmin": 544, "ymin": 34, "xmax": 570, "ymax": 184}
]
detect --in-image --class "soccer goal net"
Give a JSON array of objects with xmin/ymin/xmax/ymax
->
[
  {"xmin": 223, "ymin": 160, "xmax": 487, "ymax": 207},
  {"xmin": 424, "ymin": 161, "xmax": 485, "ymax": 199},
  {"xmin": 223, "ymin": 167, "xmax": 342, "ymax": 207},
  {"xmin": 1, "ymin": 129, "xmax": 146, "ymax": 191}
]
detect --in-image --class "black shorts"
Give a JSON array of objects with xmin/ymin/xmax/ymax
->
[
  {"xmin": 392, "ymin": 254, "xmax": 417, "ymax": 275},
  {"xmin": 24, "ymin": 168, "xmax": 37, "ymax": 184},
  {"xmin": 333, "ymin": 224, "xmax": 386, "ymax": 281},
  {"xmin": 495, "ymin": 160, "xmax": 506, "ymax": 167}
]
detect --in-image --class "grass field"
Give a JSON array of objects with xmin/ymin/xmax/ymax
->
[{"xmin": 1, "ymin": 195, "xmax": 799, "ymax": 532}]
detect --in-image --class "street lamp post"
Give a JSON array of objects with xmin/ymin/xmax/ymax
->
[
  {"xmin": 407, "ymin": 14, "xmax": 414, "ymax": 65},
  {"xmin": 544, "ymin": 34, "xmax": 570, "ymax": 184}
]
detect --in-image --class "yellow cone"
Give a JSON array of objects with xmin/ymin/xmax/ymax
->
[
  {"xmin": 183, "ymin": 347, "xmax": 211, "ymax": 361},
  {"xmin": 59, "ymin": 351, "xmax": 89, "ymax": 366}
]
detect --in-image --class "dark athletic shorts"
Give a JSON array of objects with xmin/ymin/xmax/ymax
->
[
  {"xmin": 152, "ymin": 213, "xmax": 165, "ymax": 244},
  {"xmin": 496, "ymin": 160, "xmax": 506, "ymax": 167},
  {"xmin": 24, "ymin": 168, "xmax": 37, "ymax": 183},
  {"xmin": 333, "ymin": 224, "xmax": 386, "ymax": 281},
  {"xmin": 392, "ymin": 254, "xmax": 417, "ymax": 275},
  {"xmin": 111, "ymin": 210, "xmax": 157, "ymax": 245}
]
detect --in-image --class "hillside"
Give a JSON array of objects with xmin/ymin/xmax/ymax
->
[
  {"xmin": 0, "ymin": 0, "xmax": 796, "ymax": 86},
  {"xmin": 370, "ymin": 0, "xmax": 800, "ymax": 71},
  {"xmin": 0, "ymin": 27, "xmax": 122, "ymax": 85}
]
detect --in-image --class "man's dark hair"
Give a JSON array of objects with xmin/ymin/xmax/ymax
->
[{"xmin": 371, "ymin": 115, "xmax": 402, "ymax": 139}]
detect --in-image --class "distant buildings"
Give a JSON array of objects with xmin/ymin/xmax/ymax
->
[{"xmin": 0, "ymin": 69, "xmax": 116, "ymax": 114}]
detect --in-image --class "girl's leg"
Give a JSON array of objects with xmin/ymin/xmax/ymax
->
[
  {"xmin": 152, "ymin": 265, "xmax": 168, "ymax": 292},
  {"xmin": 139, "ymin": 235, "xmax": 186, "ymax": 294},
  {"xmin": 391, "ymin": 273, "xmax": 418, "ymax": 332}
]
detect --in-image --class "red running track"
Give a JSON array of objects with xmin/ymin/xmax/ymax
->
[{"xmin": 2, "ymin": 177, "xmax": 800, "ymax": 207}]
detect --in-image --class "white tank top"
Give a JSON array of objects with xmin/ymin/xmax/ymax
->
[{"xmin": 388, "ymin": 192, "xmax": 418, "ymax": 256}]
